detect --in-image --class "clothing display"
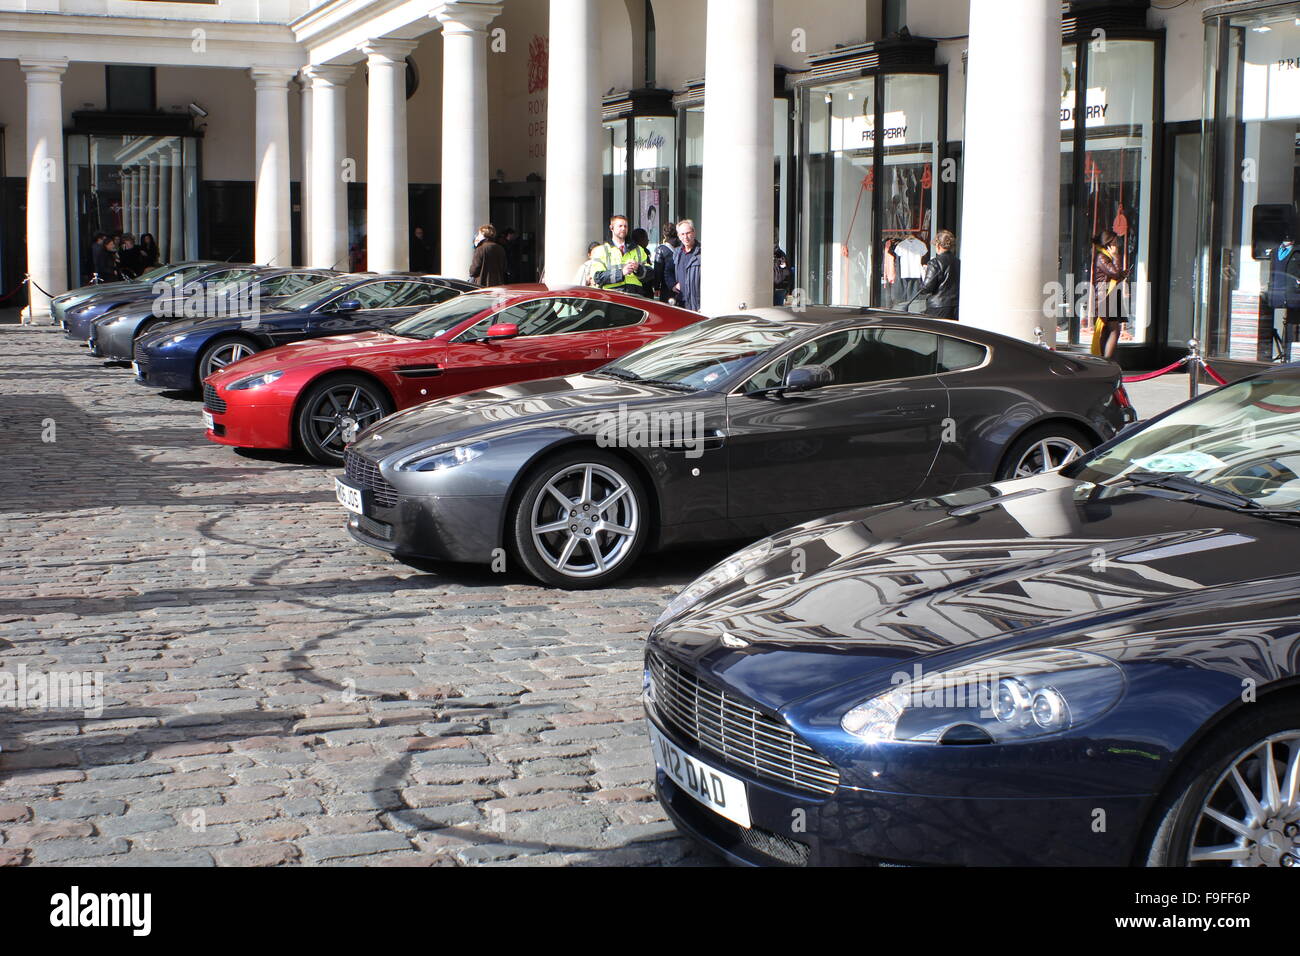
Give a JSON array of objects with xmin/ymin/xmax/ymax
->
[{"xmin": 895, "ymin": 236, "xmax": 927, "ymax": 280}]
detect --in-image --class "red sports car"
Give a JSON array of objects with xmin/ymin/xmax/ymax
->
[{"xmin": 201, "ymin": 286, "xmax": 703, "ymax": 464}]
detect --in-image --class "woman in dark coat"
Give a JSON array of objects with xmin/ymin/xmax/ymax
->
[
  {"xmin": 138, "ymin": 233, "xmax": 161, "ymax": 268},
  {"xmin": 1091, "ymin": 229, "xmax": 1130, "ymax": 360},
  {"xmin": 469, "ymin": 224, "xmax": 509, "ymax": 287}
]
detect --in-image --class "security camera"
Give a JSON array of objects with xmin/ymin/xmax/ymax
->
[{"xmin": 188, "ymin": 103, "xmax": 208, "ymax": 119}]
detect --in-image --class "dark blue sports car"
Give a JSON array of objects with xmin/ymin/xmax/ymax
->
[
  {"xmin": 63, "ymin": 261, "xmax": 248, "ymax": 343},
  {"xmin": 647, "ymin": 365, "xmax": 1300, "ymax": 867},
  {"xmin": 131, "ymin": 273, "xmax": 476, "ymax": 392},
  {"xmin": 51, "ymin": 260, "xmax": 215, "ymax": 330},
  {"xmin": 89, "ymin": 267, "xmax": 338, "ymax": 363}
]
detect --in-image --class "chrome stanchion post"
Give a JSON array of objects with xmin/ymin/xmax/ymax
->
[
  {"xmin": 1034, "ymin": 326, "xmax": 1048, "ymax": 349},
  {"xmin": 1187, "ymin": 338, "xmax": 1201, "ymax": 399}
]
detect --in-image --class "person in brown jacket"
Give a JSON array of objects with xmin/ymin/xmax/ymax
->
[
  {"xmin": 1091, "ymin": 229, "xmax": 1130, "ymax": 360},
  {"xmin": 469, "ymin": 224, "xmax": 509, "ymax": 287}
]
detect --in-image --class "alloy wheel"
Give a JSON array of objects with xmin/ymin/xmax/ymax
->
[
  {"xmin": 1185, "ymin": 731, "xmax": 1300, "ymax": 866},
  {"xmin": 307, "ymin": 383, "xmax": 387, "ymax": 456},
  {"xmin": 203, "ymin": 341, "xmax": 256, "ymax": 378},
  {"xmin": 529, "ymin": 463, "xmax": 640, "ymax": 578},
  {"xmin": 1011, "ymin": 437, "xmax": 1085, "ymax": 478}
]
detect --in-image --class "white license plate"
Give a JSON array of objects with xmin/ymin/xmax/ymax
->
[
  {"xmin": 202, "ymin": 410, "xmax": 214, "ymax": 431},
  {"xmin": 132, "ymin": 361, "xmax": 141, "ymax": 378},
  {"xmin": 335, "ymin": 478, "xmax": 364, "ymax": 515},
  {"xmin": 648, "ymin": 722, "xmax": 751, "ymax": 828}
]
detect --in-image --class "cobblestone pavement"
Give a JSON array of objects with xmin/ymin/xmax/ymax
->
[{"xmin": 0, "ymin": 326, "xmax": 725, "ymax": 867}]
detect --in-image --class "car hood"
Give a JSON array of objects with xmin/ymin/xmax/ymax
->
[
  {"xmin": 652, "ymin": 473, "xmax": 1300, "ymax": 712},
  {"xmin": 205, "ymin": 331, "xmax": 429, "ymax": 384},
  {"xmin": 351, "ymin": 374, "xmax": 704, "ymax": 458}
]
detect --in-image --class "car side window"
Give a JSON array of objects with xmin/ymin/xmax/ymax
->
[
  {"xmin": 742, "ymin": 327, "xmax": 941, "ymax": 392},
  {"xmin": 325, "ymin": 281, "xmax": 390, "ymax": 311},
  {"xmin": 456, "ymin": 299, "xmax": 554, "ymax": 340},
  {"xmin": 937, "ymin": 336, "xmax": 988, "ymax": 373}
]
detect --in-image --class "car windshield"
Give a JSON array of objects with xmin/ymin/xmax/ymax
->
[
  {"xmin": 139, "ymin": 263, "xmax": 181, "ymax": 282},
  {"xmin": 276, "ymin": 278, "xmax": 357, "ymax": 311},
  {"xmin": 600, "ymin": 316, "xmax": 804, "ymax": 389},
  {"xmin": 389, "ymin": 292, "xmax": 502, "ymax": 339},
  {"xmin": 1068, "ymin": 374, "xmax": 1300, "ymax": 513}
]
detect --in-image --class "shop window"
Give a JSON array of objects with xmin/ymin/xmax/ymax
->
[{"xmin": 1201, "ymin": 8, "xmax": 1300, "ymax": 365}]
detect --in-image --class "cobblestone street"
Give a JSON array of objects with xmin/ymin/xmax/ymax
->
[{"xmin": 0, "ymin": 325, "xmax": 721, "ymax": 866}]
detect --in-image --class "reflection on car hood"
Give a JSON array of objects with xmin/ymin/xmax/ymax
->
[
  {"xmin": 352, "ymin": 374, "xmax": 699, "ymax": 457},
  {"xmin": 203, "ymin": 332, "xmax": 430, "ymax": 386},
  {"xmin": 655, "ymin": 473, "xmax": 1300, "ymax": 711},
  {"xmin": 138, "ymin": 305, "xmax": 306, "ymax": 340}
]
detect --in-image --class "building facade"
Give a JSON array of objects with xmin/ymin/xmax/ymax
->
[{"xmin": 1, "ymin": 0, "xmax": 1294, "ymax": 375}]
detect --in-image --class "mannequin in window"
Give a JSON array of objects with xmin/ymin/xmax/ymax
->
[
  {"xmin": 1091, "ymin": 229, "xmax": 1131, "ymax": 360},
  {"xmin": 1265, "ymin": 238, "xmax": 1300, "ymax": 362}
]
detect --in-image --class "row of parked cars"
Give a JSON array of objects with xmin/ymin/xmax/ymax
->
[{"xmin": 52, "ymin": 262, "xmax": 1300, "ymax": 867}]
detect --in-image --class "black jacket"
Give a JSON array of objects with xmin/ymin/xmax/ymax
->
[{"xmin": 918, "ymin": 251, "xmax": 959, "ymax": 313}]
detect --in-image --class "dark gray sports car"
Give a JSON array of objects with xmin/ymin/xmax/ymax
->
[{"xmin": 336, "ymin": 307, "xmax": 1136, "ymax": 588}]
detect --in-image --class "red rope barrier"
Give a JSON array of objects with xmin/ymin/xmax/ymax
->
[
  {"xmin": 1122, "ymin": 357, "xmax": 1187, "ymax": 383},
  {"xmin": 1202, "ymin": 362, "xmax": 1229, "ymax": 387}
]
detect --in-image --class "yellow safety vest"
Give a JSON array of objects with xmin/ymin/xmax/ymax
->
[{"xmin": 598, "ymin": 243, "xmax": 651, "ymax": 291}]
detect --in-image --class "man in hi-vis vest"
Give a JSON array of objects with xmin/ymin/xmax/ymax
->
[{"xmin": 594, "ymin": 215, "xmax": 651, "ymax": 296}]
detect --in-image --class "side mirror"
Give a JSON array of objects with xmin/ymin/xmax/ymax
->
[
  {"xmin": 485, "ymin": 322, "xmax": 519, "ymax": 341},
  {"xmin": 783, "ymin": 364, "xmax": 833, "ymax": 393},
  {"xmin": 334, "ymin": 299, "xmax": 362, "ymax": 313}
]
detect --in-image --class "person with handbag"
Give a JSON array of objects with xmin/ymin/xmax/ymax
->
[
  {"xmin": 916, "ymin": 229, "xmax": 959, "ymax": 319},
  {"xmin": 1091, "ymin": 229, "xmax": 1131, "ymax": 360}
]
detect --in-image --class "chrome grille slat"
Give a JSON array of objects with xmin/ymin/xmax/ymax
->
[
  {"xmin": 343, "ymin": 450, "xmax": 398, "ymax": 508},
  {"xmin": 649, "ymin": 653, "xmax": 839, "ymax": 795},
  {"xmin": 202, "ymin": 383, "xmax": 227, "ymax": 414}
]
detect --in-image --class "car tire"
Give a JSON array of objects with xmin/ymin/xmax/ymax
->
[
  {"xmin": 510, "ymin": 448, "xmax": 650, "ymax": 589},
  {"xmin": 295, "ymin": 374, "xmax": 394, "ymax": 466},
  {"xmin": 1143, "ymin": 699, "xmax": 1300, "ymax": 867},
  {"xmin": 198, "ymin": 336, "xmax": 261, "ymax": 384},
  {"xmin": 995, "ymin": 424, "xmax": 1094, "ymax": 481}
]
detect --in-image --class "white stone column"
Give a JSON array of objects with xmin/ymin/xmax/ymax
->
[
  {"xmin": 251, "ymin": 67, "xmax": 296, "ymax": 267},
  {"xmin": 958, "ymin": 0, "xmax": 1061, "ymax": 340},
  {"xmin": 305, "ymin": 64, "xmax": 354, "ymax": 270},
  {"xmin": 299, "ymin": 76, "xmax": 313, "ymax": 266},
  {"xmin": 434, "ymin": 3, "xmax": 502, "ymax": 280},
  {"xmin": 360, "ymin": 39, "xmax": 418, "ymax": 273},
  {"xmin": 700, "ymin": 0, "xmax": 773, "ymax": 315},
  {"xmin": 20, "ymin": 56, "xmax": 68, "ymax": 322},
  {"xmin": 157, "ymin": 158, "xmax": 171, "ymax": 255},
  {"xmin": 169, "ymin": 144, "xmax": 184, "ymax": 263},
  {"xmin": 146, "ymin": 154, "xmax": 160, "ymax": 241},
  {"xmin": 122, "ymin": 167, "xmax": 135, "ymax": 237},
  {"xmin": 544, "ymin": 0, "xmax": 601, "ymax": 285}
]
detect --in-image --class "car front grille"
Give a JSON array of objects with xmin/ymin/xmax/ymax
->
[
  {"xmin": 648, "ymin": 653, "xmax": 839, "ymax": 796},
  {"xmin": 133, "ymin": 342, "xmax": 149, "ymax": 380},
  {"xmin": 203, "ymin": 383, "xmax": 227, "ymax": 414},
  {"xmin": 353, "ymin": 513, "xmax": 394, "ymax": 541},
  {"xmin": 344, "ymin": 451, "xmax": 398, "ymax": 508},
  {"xmin": 739, "ymin": 824, "xmax": 811, "ymax": 866}
]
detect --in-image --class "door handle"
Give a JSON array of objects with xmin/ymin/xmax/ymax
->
[{"xmin": 894, "ymin": 402, "xmax": 937, "ymax": 413}]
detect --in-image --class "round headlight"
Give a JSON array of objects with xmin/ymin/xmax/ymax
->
[
  {"xmin": 994, "ymin": 678, "xmax": 1031, "ymax": 724},
  {"xmin": 1031, "ymin": 687, "xmax": 1070, "ymax": 731}
]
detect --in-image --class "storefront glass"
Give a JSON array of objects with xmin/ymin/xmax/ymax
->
[
  {"xmin": 632, "ymin": 115, "xmax": 675, "ymax": 242},
  {"xmin": 801, "ymin": 73, "xmax": 941, "ymax": 308},
  {"xmin": 602, "ymin": 119, "xmax": 629, "ymax": 228},
  {"xmin": 66, "ymin": 133, "xmax": 199, "ymax": 285},
  {"xmin": 803, "ymin": 77, "xmax": 876, "ymax": 306},
  {"xmin": 1201, "ymin": 5, "xmax": 1300, "ymax": 364}
]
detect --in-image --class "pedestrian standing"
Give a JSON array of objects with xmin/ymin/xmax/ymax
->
[
  {"xmin": 409, "ymin": 226, "xmax": 432, "ymax": 273},
  {"xmin": 773, "ymin": 244, "xmax": 794, "ymax": 306},
  {"xmin": 469, "ymin": 224, "xmax": 509, "ymax": 287},
  {"xmin": 1091, "ymin": 229, "xmax": 1130, "ymax": 359},
  {"xmin": 672, "ymin": 219, "xmax": 701, "ymax": 312},
  {"xmin": 653, "ymin": 224, "xmax": 680, "ymax": 304},
  {"xmin": 594, "ymin": 215, "xmax": 652, "ymax": 295},
  {"xmin": 91, "ymin": 233, "xmax": 115, "ymax": 282},
  {"xmin": 138, "ymin": 232, "xmax": 160, "ymax": 268},
  {"xmin": 917, "ymin": 229, "xmax": 960, "ymax": 320},
  {"xmin": 117, "ymin": 235, "xmax": 147, "ymax": 279},
  {"xmin": 574, "ymin": 241, "xmax": 603, "ymax": 287}
]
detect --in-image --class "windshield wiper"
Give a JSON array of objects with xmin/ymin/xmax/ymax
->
[
  {"xmin": 595, "ymin": 367, "xmax": 641, "ymax": 381},
  {"xmin": 1110, "ymin": 472, "xmax": 1260, "ymax": 510}
]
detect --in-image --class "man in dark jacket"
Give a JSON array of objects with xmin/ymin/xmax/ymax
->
[
  {"xmin": 653, "ymin": 224, "xmax": 680, "ymax": 304},
  {"xmin": 469, "ymin": 224, "xmax": 509, "ymax": 287},
  {"xmin": 672, "ymin": 219, "xmax": 701, "ymax": 312},
  {"xmin": 917, "ymin": 229, "xmax": 959, "ymax": 319}
]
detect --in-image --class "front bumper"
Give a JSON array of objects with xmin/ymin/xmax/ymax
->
[
  {"xmin": 340, "ymin": 481, "xmax": 504, "ymax": 565},
  {"xmin": 66, "ymin": 306, "xmax": 113, "ymax": 342},
  {"xmin": 96, "ymin": 317, "xmax": 145, "ymax": 361},
  {"xmin": 204, "ymin": 396, "xmax": 295, "ymax": 450},
  {"xmin": 136, "ymin": 346, "xmax": 197, "ymax": 392},
  {"xmin": 647, "ymin": 707, "xmax": 1152, "ymax": 867}
]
